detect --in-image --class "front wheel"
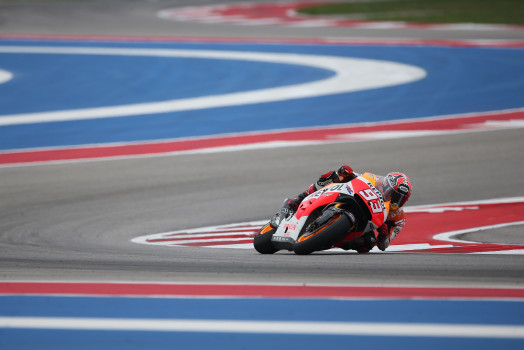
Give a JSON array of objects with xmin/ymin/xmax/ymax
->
[
  {"xmin": 293, "ymin": 213, "xmax": 352, "ymax": 255},
  {"xmin": 253, "ymin": 222, "xmax": 278, "ymax": 254}
]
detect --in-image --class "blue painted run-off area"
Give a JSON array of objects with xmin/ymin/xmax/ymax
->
[
  {"xmin": 1, "ymin": 296, "xmax": 523, "ymax": 350},
  {"xmin": 0, "ymin": 40, "xmax": 523, "ymax": 150}
]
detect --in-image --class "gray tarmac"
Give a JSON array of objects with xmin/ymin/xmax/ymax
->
[
  {"xmin": 1, "ymin": 0, "xmax": 524, "ymax": 40},
  {"xmin": 0, "ymin": 0, "xmax": 523, "ymax": 287},
  {"xmin": 1, "ymin": 129, "xmax": 523, "ymax": 286}
]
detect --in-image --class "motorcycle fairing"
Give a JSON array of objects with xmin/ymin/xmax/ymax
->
[
  {"xmin": 295, "ymin": 183, "xmax": 348, "ymax": 220},
  {"xmin": 272, "ymin": 183, "xmax": 351, "ymax": 243}
]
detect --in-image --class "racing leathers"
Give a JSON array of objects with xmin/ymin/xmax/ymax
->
[{"xmin": 360, "ymin": 172, "xmax": 407, "ymax": 251}]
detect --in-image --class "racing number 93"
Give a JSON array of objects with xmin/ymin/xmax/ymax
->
[{"xmin": 359, "ymin": 189, "xmax": 383, "ymax": 214}]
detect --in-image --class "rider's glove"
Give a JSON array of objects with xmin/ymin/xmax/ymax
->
[
  {"xmin": 286, "ymin": 197, "xmax": 301, "ymax": 211},
  {"xmin": 376, "ymin": 224, "xmax": 390, "ymax": 251},
  {"xmin": 337, "ymin": 165, "xmax": 354, "ymax": 180}
]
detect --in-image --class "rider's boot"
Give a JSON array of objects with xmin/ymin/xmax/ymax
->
[{"xmin": 355, "ymin": 234, "xmax": 376, "ymax": 253}]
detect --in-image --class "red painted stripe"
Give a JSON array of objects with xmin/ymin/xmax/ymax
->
[
  {"xmin": 163, "ymin": 229, "xmax": 259, "ymax": 237},
  {"xmin": 397, "ymin": 201, "xmax": 524, "ymax": 248},
  {"xmin": 406, "ymin": 244, "xmax": 524, "ymax": 254},
  {"xmin": 159, "ymin": 2, "xmax": 524, "ymax": 32},
  {"xmin": 176, "ymin": 239, "xmax": 254, "ymax": 246},
  {"xmin": 1, "ymin": 110, "xmax": 522, "ymax": 166},
  {"xmin": 1, "ymin": 33, "xmax": 523, "ymax": 48},
  {"xmin": 1, "ymin": 282, "xmax": 523, "ymax": 299},
  {"xmin": 139, "ymin": 198, "xmax": 524, "ymax": 252},
  {"xmin": 147, "ymin": 234, "xmax": 253, "ymax": 243}
]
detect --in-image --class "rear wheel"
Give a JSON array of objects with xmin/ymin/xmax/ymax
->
[
  {"xmin": 293, "ymin": 213, "xmax": 352, "ymax": 255},
  {"xmin": 253, "ymin": 222, "xmax": 278, "ymax": 254}
]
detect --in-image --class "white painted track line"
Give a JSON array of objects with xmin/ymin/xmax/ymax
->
[{"xmin": 1, "ymin": 317, "xmax": 524, "ymax": 338}]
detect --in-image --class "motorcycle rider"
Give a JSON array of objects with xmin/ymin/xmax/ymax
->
[{"xmin": 276, "ymin": 165, "xmax": 411, "ymax": 252}]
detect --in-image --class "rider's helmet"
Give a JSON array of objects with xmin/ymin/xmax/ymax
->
[{"xmin": 381, "ymin": 172, "xmax": 411, "ymax": 209}]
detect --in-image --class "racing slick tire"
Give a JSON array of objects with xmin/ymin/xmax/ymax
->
[
  {"xmin": 293, "ymin": 213, "xmax": 352, "ymax": 255},
  {"xmin": 253, "ymin": 222, "xmax": 278, "ymax": 254}
]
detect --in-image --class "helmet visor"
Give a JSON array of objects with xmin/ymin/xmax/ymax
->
[
  {"xmin": 380, "ymin": 178, "xmax": 394, "ymax": 202},
  {"xmin": 381, "ymin": 175, "xmax": 410, "ymax": 208}
]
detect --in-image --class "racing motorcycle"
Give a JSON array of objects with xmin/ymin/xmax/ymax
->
[{"xmin": 253, "ymin": 174, "xmax": 390, "ymax": 255}]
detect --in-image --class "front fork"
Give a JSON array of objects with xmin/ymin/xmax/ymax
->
[{"xmin": 270, "ymin": 198, "xmax": 294, "ymax": 228}]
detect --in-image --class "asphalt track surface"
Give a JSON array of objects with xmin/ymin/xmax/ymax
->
[
  {"xmin": 1, "ymin": 0, "xmax": 524, "ymax": 288},
  {"xmin": 2, "ymin": 0, "xmax": 524, "ymax": 40}
]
